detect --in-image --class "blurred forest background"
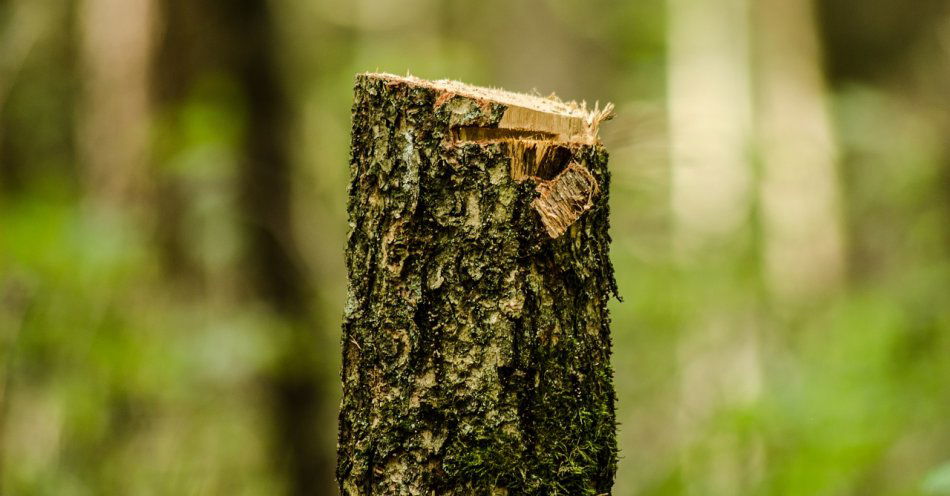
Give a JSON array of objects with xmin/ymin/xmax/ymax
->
[{"xmin": 1, "ymin": 0, "xmax": 949, "ymax": 494}]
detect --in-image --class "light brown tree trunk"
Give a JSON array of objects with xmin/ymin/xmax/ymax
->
[
  {"xmin": 754, "ymin": 0, "xmax": 845, "ymax": 304},
  {"xmin": 667, "ymin": 0, "xmax": 765, "ymax": 493},
  {"xmin": 76, "ymin": 0, "xmax": 154, "ymax": 208}
]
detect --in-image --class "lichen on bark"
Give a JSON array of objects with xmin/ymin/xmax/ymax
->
[{"xmin": 338, "ymin": 73, "xmax": 618, "ymax": 495}]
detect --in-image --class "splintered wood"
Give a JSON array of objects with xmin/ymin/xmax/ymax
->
[
  {"xmin": 497, "ymin": 105, "xmax": 590, "ymax": 143},
  {"xmin": 371, "ymin": 73, "xmax": 614, "ymax": 239},
  {"xmin": 506, "ymin": 141, "xmax": 572, "ymax": 181},
  {"xmin": 533, "ymin": 163, "xmax": 600, "ymax": 238}
]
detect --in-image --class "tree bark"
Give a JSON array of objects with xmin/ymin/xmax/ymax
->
[{"xmin": 338, "ymin": 74, "xmax": 618, "ymax": 495}]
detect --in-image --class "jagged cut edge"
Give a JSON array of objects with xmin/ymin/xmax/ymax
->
[
  {"xmin": 362, "ymin": 72, "xmax": 607, "ymax": 239},
  {"xmin": 363, "ymin": 72, "xmax": 613, "ymax": 144}
]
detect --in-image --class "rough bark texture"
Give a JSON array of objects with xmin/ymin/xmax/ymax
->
[{"xmin": 339, "ymin": 74, "xmax": 617, "ymax": 495}]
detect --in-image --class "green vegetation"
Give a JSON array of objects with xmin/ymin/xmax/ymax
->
[{"xmin": 1, "ymin": 0, "xmax": 948, "ymax": 494}]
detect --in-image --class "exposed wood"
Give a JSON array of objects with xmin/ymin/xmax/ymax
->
[
  {"xmin": 533, "ymin": 162, "xmax": 599, "ymax": 238},
  {"xmin": 389, "ymin": 73, "xmax": 612, "ymax": 144}
]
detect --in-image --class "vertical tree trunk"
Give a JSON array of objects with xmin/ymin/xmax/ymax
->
[
  {"xmin": 668, "ymin": 0, "xmax": 754, "ymax": 251},
  {"xmin": 151, "ymin": 0, "xmax": 332, "ymax": 492},
  {"xmin": 219, "ymin": 1, "xmax": 330, "ymax": 492},
  {"xmin": 754, "ymin": 0, "xmax": 845, "ymax": 304},
  {"xmin": 339, "ymin": 74, "xmax": 618, "ymax": 495},
  {"xmin": 76, "ymin": 0, "xmax": 154, "ymax": 208},
  {"xmin": 667, "ymin": 0, "xmax": 765, "ymax": 493}
]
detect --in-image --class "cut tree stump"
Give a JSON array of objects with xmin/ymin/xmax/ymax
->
[{"xmin": 338, "ymin": 73, "xmax": 618, "ymax": 495}]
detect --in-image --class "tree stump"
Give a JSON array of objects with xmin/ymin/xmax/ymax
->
[{"xmin": 339, "ymin": 73, "xmax": 618, "ymax": 495}]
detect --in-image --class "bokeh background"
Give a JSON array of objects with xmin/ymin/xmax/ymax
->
[{"xmin": 2, "ymin": 0, "xmax": 949, "ymax": 494}]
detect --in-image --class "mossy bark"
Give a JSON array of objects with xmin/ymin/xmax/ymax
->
[{"xmin": 339, "ymin": 74, "xmax": 618, "ymax": 495}]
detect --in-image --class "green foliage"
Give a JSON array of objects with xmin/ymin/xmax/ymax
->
[{"xmin": 2, "ymin": 0, "xmax": 949, "ymax": 494}]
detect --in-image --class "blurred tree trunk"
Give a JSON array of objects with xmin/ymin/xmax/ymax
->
[
  {"xmin": 76, "ymin": 0, "xmax": 154, "ymax": 208},
  {"xmin": 0, "ymin": 0, "xmax": 43, "ymax": 194},
  {"xmin": 0, "ymin": 0, "xmax": 75, "ymax": 196},
  {"xmin": 151, "ymin": 0, "xmax": 332, "ymax": 493},
  {"xmin": 668, "ymin": 0, "xmax": 847, "ymax": 491},
  {"xmin": 753, "ymin": 0, "xmax": 844, "ymax": 304},
  {"xmin": 667, "ymin": 0, "xmax": 764, "ymax": 493},
  {"xmin": 338, "ymin": 74, "xmax": 617, "ymax": 495},
  {"xmin": 151, "ymin": 0, "xmax": 198, "ymax": 280},
  {"xmin": 226, "ymin": 0, "xmax": 306, "ymax": 316},
  {"xmin": 816, "ymin": 0, "xmax": 950, "ymax": 284},
  {"xmin": 220, "ymin": 1, "xmax": 333, "ymax": 493}
]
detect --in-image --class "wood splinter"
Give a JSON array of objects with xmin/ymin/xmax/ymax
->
[{"xmin": 533, "ymin": 162, "xmax": 600, "ymax": 238}]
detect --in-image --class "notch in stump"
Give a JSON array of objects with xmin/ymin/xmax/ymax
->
[{"xmin": 375, "ymin": 73, "xmax": 613, "ymax": 238}]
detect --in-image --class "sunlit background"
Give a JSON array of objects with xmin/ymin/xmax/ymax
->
[{"xmin": 1, "ymin": 0, "xmax": 949, "ymax": 494}]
